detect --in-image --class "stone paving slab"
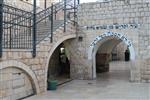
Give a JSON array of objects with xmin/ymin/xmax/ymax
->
[{"xmin": 25, "ymin": 71, "xmax": 150, "ymax": 100}]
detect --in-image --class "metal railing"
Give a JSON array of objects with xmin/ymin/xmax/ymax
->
[
  {"xmin": 0, "ymin": 0, "xmax": 79, "ymax": 57},
  {"xmin": 2, "ymin": 4, "xmax": 33, "ymax": 49}
]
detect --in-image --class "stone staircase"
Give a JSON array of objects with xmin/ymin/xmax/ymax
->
[
  {"xmin": 3, "ymin": 0, "xmax": 74, "ymax": 49},
  {"xmin": 4, "ymin": 20, "xmax": 64, "ymax": 49},
  {"xmin": 36, "ymin": 20, "xmax": 64, "ymax": 44},
  {"xmin": 36, "ymin": 20, "xmax": 76, "ymax": 51}
]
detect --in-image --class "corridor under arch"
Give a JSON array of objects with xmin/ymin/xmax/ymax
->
[{"xmin": 88, "ymin": 32, "xmax": 136, "ymax": 79}]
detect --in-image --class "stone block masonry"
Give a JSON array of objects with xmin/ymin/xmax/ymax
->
[
  {"xmin": 0, "ymin": 21, "xmax": 77, "ymax": 99},
  {"xmin": 68, "ymin": 0, "xmax": 150, "ymax": 81},
  {"xmin": 1, "ymin": 0, "xmax": 150, "ymax": 99}
]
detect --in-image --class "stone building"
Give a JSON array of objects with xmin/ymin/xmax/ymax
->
[
  {"xmin": 38, "ymin": 0, "xmax": 61, "ymax": 9},
  {"xmin": 0, "ymin": 0, "xmax": 150, "ymax": 99},
  {"xmin": 4, "ymin": 0, "xmax": 33, "ymax": 11},
  {"xmin": 70, "ymin": 0, "xmax": 150, "ymax": 81},
  {"xmin": 4, "ymin": 0, "xmax": 59, "ymax": 11}
]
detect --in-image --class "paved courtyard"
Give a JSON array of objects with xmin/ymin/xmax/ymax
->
[{"xmin": 25, "ymin": 70, "xmax": 150, "ymax": 100}]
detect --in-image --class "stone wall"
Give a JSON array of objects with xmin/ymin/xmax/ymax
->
[
  {"xmin": 0, "ymin": 20, "xmax": 76, "ymax": 98},
  {"xmin": 68, "ymin": 0, "xmax": 150, "ymax": 81},
  {"xmin": 111, "ymin": 42, "xmax": 127, "ymax": 61},
  {"xmin": 1, "ymin": 0, "xmax": 150, "ymax": 99},
  {"xmin": 38, "ymin": 0, "xmax": 59, "ymax": 9},
  {"xmin": 4, "ymin": 0, "xmax": 34, "ymax": 11},
  {"xmin": 0, "ymin": 67, "xmax": 34, "ymax": 100},
  {"xmin": 4, "ymin": 0, "xmax": 58, "ymax": 12}
]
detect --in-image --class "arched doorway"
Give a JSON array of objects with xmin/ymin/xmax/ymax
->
[
  {"xmin": 45, "ymin": 34, "xmax": 76, "ymax": 90},
  {"xmin": 47, "ymin": 43, "xmax": 71, "ymax": 87},
  {"xmin": 88, "ymin": 32, "xmax": 136, "ymax": 80}
]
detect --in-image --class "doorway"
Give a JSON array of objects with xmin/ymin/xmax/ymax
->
[{"xmin": 47, "ymin": 43, "xmax": 71, "ymax": 87}]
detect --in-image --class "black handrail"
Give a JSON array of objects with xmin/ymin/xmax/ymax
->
[
  {"xmin": 3, "ymin": 1, "xmax": 64, "ymax": 29},
  {"xmin": 4, "ymin": 0, "xmax": 74, "ymax": 29},
  {"xmin": 3, "ymin": 4, "xmax": 32, "ymax": 14},
  {"xmin": 3, "ymin": 4, "xmax": 33, "ymax": 29},
  {"xmin": 5, "ymin": 0, "xmax": 44, "ymax": 25},
  {"xmin": 1, "ymin": 0, "xmax": 79, "ymax": 57}
]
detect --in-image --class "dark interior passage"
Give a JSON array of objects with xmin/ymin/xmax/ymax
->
[
  {"xmin": 96, "ymin": 53, "xmax": 110, "ymax": 73},
  {"xmin": 96, "ymin": 39, "xmax": 130, "ymax": 76},
  {"xmin": 59, "ymin": 46, "xmax": 70, "ymax": 78},
  {"xmin": 47, "ymin": 43, "xmax": 71, "ymax": 87}
]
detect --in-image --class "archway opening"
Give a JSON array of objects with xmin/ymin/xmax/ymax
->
[
  {"xmin": 89, "ymin": 32, "xmax": 135, "ymax": 81},
  {"xmin": 0, "ymin": 67, "xmax": 36, "ymax": 100},
  {"xmin": 95, "ymin": 38, "xmax": 131, "ymax": 81},
  {"xmin": 47, "ymin": 43, "xmax": 71, "ymax": 87}
]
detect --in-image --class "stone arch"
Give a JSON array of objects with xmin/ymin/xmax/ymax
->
[
  {"xmin": 88, "ymin": 32, "xmax": 136, "ymax": 79},
  {"xmin": 0, "ymin": 60, "xmax": 40, "ymax": 94},
  {"xmin": 45, "ymin": 34, "xmax": 76, "ymax": 88}
]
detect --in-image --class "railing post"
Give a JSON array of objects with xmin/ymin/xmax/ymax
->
[
  {"xmin": 45, "ymin": 0, "xmax": 47, "ymax": 23},
  {"xmin": 78, "ymin": 0, "xmax": 80, "ymax": 4},
  {"xmin": 0, "ymin": 0, "xmax": 3, "ymax": 58},
  {"xmin": 64, "ymin": 0, "xmax": 67, "ymax": 32},
  {"xmin": 51, "ymin": 4, "xmax": 53, "ymax": 43},
  {"xmin": 55, "ymin": 5, "xmax": 57, "ymax": 20},
  {"xmin": 9, "ymin": 27, "xmax": 12, "ymax": 49},
  {"xmin": 74, "ymin": 0, "xmax": 76, "ymax": 26},
  {"xmin": 44, "ymin": 0, "xmax": 47, "ymax": 10},
  {"xmin": 32, "ymin": 0, "xmax": 36, "ymax": 57}
]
